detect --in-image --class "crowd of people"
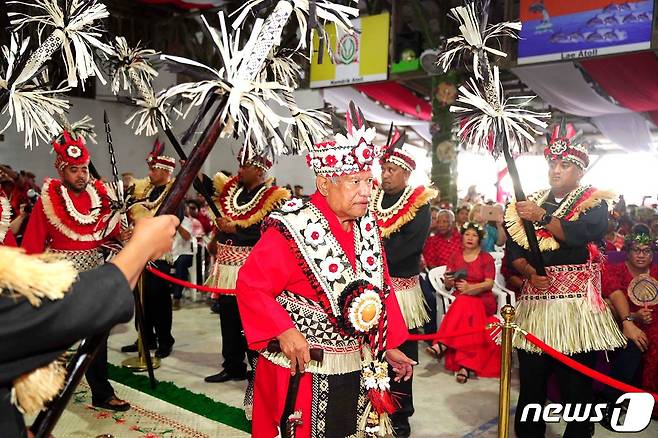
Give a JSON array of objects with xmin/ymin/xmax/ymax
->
[{"xmin": 2, "ymin": 115, "xmax": 658, "ymax": 438}]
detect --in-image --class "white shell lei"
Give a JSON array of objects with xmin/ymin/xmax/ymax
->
[
  {"xmin": 372, "ymin": 185, "xmax": 413, "ymax": 220},
  {"xmin": 0, "ymin": 195, "xmax": 11, "ymax": 242},
  {"xmin": 226, "ymin": 184, "xmax": 271, "ymax": 216},
  {"xmin": 60, "ymin": 184, "xmax": 101, "ymax": 225}
]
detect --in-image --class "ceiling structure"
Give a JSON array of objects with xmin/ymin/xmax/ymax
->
[{"xmin": 4, "ymin": 1, "xmax": 654, "ymax": 154}]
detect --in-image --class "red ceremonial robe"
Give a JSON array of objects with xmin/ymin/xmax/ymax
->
[
  {"xmin": 22, "ymin": 179, "xmax": 119, "ymax": 254},
  {"xmin": 236, "ymin": 192, "xmax": 408, "ymax": 438}
]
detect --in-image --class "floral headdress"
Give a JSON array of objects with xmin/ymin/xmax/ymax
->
[
  {"xmin": 543, "ymin": 119, "xmax": 589, "ymax": 170},
  {"xmin": 379, "ymin": 126, "xmax": 415, "ymax": 172},
  {"xmin": 460, "ymin": 221, "xmax": 485, "ymax": 239},
  {"xmin": 237, "ymin": 146, "xmax": 273, "ymax": 172},
  {"xmin": 624, "ymin": 232, "xmax": 657, "ymax": 251},
  {"xmin": 146, "ymin": 138, "xmax": 176, "ymax": 173},
  {"xmin": 306, "ymin": 101, "xmax": 379, "ymax": 177},
  {"xmin": 53, "ymin": 131, "xmax": 90, "ymax": 171}
]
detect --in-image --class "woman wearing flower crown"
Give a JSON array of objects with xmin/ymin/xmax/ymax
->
[
  {"xmin": 601, "ymin": 226, "xmax": 658, "ymax": 419},
  {"xmin": 426, "ymin": 222, "xmax": 500, "ymax": 383}
]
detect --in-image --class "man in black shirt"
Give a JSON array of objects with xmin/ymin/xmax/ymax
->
[
  {"xmin": 370, "ymin": 130, "xmax": 436, "ymax": 437},
  {"xmin": 505, "ymin": 120, "xmax": 625, "ymax": 438},
  {"xmin": 203, "ymin": 148, "xmax": 290, "ymax": 383},
  {"xmin": 121, "ymin": 144, "xmax": 179, "ymax": 359},
  {"xmin": 1, "ymin": 215, "xmax": 179, "ymax": 438}
]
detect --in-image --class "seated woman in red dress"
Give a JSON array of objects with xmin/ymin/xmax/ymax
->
[
  {"xmin": 601, "ymin": 228, "xmax": 658, "ymax": 416},
  {"xmin": 425, "ymin": 222, "xmax": 501, "ymax": 383}
]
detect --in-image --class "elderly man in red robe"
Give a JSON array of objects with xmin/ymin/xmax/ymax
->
[{"xmin": 236, "ymin": 103, "xmax": 415, "ymax": 438}]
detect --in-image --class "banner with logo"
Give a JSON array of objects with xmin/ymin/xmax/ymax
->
[
  {"xmin": 518, "ymin": 0, "xmax": 654, "ymax": 65},
  {"xmin": 310, "ymin": 12, "xmax": 390, "ymax": 88}
]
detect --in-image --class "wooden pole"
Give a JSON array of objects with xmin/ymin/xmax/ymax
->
[{"xmin": 501, "ymin": 136, "xmax": 546, "ymax": 275}]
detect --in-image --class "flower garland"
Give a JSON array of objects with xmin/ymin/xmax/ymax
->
[
  {"xmin": 41, "ymin": 179, "xmax": 117, "ymax": 242},
  {"xmin": 624, "ymin": 232, "xmax": 657, "ymax": 250},
  {"xmin": 0, "ymin": 193, "xmax": 11, "ymax": 243},
  {"xmin": 371, "ymin": 185, "xmax": 438, "ymax": 238},
  {"xmin": 214, "ymin": 175, "xmax": 290, "ymax": 227},
  {"xmin": 505, "ymin": 185, "xmax": 615, "ymax": 252}
]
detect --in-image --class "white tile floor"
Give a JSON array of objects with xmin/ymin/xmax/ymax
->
[{"xmin": 107, "ymin": 300, "xmax": 658, "ymax": 437}]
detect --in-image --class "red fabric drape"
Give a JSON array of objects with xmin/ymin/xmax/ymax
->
[
  {"xmin": 355, "ymin": 83, "xmax": 431, "ymax": 121},
  {"xmin": 580, "ymin": 52, "xmax": 658, "ymax": 113}
]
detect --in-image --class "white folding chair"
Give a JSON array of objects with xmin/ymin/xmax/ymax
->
[{"xmin": 427, "ymin": 266, "xmax": 455, "ymax": 321}]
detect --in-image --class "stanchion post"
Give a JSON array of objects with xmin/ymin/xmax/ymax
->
[
  {"xmin": 122, "ymin": 274, "xmax": 161, "ymax": 375},
  {"xmin": 498, "ymin": 305, "xmax": 515, "ymax": 438}
]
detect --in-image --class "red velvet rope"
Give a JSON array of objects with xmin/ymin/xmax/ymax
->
[
  {"xmin": 523, "ymin": 332, "xmax": 658, "ymax": 403},
  {"xmin": 145, "ymin": 266, "xmax": 235, "ymax": 295},
  {"xmin": 147, "ymin": 265, "xmax": 494, "ymax": 341}
]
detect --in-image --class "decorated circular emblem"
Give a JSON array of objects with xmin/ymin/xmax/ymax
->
[
  {"xmin": 319, "ymin": 256, "xmax": 344, "ymax": 282},
  {"xmin": 359, "ymin": 216, "xmax": 377, "ymax": 239},
  {"xmin": 347, "ymin": 285, "xmax": 383, "ymax": 333},
  {"xmin": 549, "ymin": 140, "xmax": 568, "ymax": 155},
  {"xmin": 359, "ymin": 249, "xmax": 379, "ymax": 272},
  {"xmin": 304, "ymin": 222, "xmax": 326, "ymax": 247},
  {"xmin": 335, "ymin": 33, "xmax": 358, "ymax": 65},
  {"xmin": 67, "ymin": 145, "xmax": 82, "ymax": 158},
  {"xmin": 354, "ymin": 142, "xmax": 374, "ymax": 164}
]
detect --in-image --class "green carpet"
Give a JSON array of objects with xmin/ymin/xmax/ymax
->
[{"xmin": 108, "ymin": 363, "xmax": 251, "ymax": 433}]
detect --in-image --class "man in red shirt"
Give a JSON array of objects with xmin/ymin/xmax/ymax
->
[
  {"xmin": 236, "ymin": 103, "xmax": 414, "ymax": 437},
  {"xmin": 423, "ymin": 209, "xmax": 462, "ymax": 269},
  {"xmin": 22, "ymin": 130, "xmax": 130, "ymax": 412}
]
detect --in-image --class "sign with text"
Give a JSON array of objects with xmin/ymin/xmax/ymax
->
[
  {"xmin": 310, "ymin": 12, "xmax": 390, "ymax": 88},
  {"xmin": 518, "ymin": 0, "xmax": 654, "ymax": 64}
]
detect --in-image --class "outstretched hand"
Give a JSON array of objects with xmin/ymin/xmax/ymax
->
[{"xmin": 385, "ymin": 348, "xmax": 416, "ymax": 382}]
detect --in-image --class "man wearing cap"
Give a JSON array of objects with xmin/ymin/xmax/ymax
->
[
  {"xmin": 504, "ymin": 120, "xmax": 625, "ymax": 438},
  {"xmin": 370, "ymin": 129, "xmax": 436, "ymax": 437},
  {"xmin": 202, "ymin": 148, "xmax": 290, "ymax": 383},
  {"xmin": 22, "ymin": 130, "xmax": 130, "ymax": 411},
  {"xmin": 236, "ymin": 103, "xmax": 415, "ymax": 437},
  {"xmin": 121, "ymin": 140, "xmax": 178, "ymax": 359}
]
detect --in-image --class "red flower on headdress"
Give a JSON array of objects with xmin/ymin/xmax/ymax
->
[
  {"xmin": 324, "ymin": 154, "xmax": 338, "ymax": 166},
  {"xmin": 53, "ymin": 131, "xmax": 90, "ymax": 170}
]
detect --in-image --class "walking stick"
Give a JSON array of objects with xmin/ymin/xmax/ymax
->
[{"xmin": 266, "ymin": 341, "xmax": 324, "ymax": 438}]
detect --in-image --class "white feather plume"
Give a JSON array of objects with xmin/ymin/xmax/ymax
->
[
  {"xmin": 105, "ymin": 36, "xmax": 159, "ymax": 95},
  {"xmin": 1, "ymin": 34, "xmax": 70, "ymax": 149},
  {"xmin": 438, "ymin": 3, "xmax": 521, "ymax": 79},
  {"xmin": 450, "ymin": 66, "xmax": 549, "ymax": 154},
  {"xmin": 231, "ymin": 0, "xmax": 359, "ymax": 53},
  {"xmin": 9, "ymin": 0, "xmax": 111, "ymax": 89},
  {"xmin": 161, "ymin": 10, "xmax": 296, "ymax": 154}
]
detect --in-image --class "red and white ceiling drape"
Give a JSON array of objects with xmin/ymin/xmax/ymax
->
[{"xmin": 514, "ymin": 51, "xmax": 658, "ymax": 152}]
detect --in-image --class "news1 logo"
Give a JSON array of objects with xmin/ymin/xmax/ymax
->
[{"xmin": 520, "ymin": 393, "xmax": 655, "ymax": 432}]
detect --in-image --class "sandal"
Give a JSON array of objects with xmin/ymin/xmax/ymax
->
[
  {"xmin": 455, "ymin": 368, "xmax": 470, "ymax": 384},
  {"xmin": 425, "ymin": 343, "xmax": 447, "ymax": 360},
  {"xmin": 92, "ymin": 396, "xmax": 131, "ymax": 412}
]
